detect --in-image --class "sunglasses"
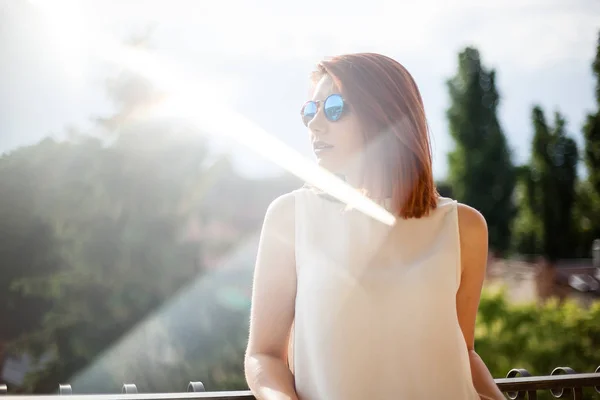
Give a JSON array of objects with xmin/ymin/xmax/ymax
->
[{"xmin": 300, "ymin": 93, "xmax": 348, "ymax": 127}]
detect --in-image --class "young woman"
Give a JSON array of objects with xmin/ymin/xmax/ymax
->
[{"xmin": 245, "ymin": 53, "xmax": 505, "ymax": 400}]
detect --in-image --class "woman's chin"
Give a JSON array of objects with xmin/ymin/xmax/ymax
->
[
  {"xmin": 316, "ymin": 154, "xmax": 355, "ymax": 179},
  {"xmin": 315, "ymin": 157, "xmax": 340, "ymax": 174}
]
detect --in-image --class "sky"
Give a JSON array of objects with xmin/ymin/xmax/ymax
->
[{"xmin": 1, "ymin": 0, "xmax": 599, "ymax": 180}]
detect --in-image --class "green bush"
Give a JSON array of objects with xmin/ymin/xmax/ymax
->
[{"xmin": 476, "ymin": 287, "xmax": 600, "ymax": 399}]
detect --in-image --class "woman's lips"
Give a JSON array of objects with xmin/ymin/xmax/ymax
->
[{"xmin": 313, "ymin": 141, "xmax": 334, "ymax": 155}]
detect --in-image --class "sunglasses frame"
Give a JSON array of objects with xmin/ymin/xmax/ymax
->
[{"xmin": 300, "ymin": 93, "xmax": 349, "ymax": 127}]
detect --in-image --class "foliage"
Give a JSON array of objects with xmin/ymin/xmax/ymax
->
[
  {"xmin": 0, "ymin": 51, "xmax": 299, "ymax": 392},
  {"xmin": 446, "ymin": 47, "xmax": 517, "ymax": 255},
  {"xmin": 580, "ymin": 31, "xmax": 600, "ymax": 247},
  {"xmin": 573, "ymin": 180, "xmax": 600, "ymax": 257},
  {"xmin": 435, "ymin": 180, "xmax": 454, "ymax": 198},
  {"xmin": 1, "ymin": 127, "xmax": 295, "ymax": 392},
  {"xmin": 0, "ymin": 154, "xmax": 63, "ymax": 360},
  {"xmin": 476, "ymin": 288, "xmax": 600, "ymax": 399},
  {"xmin": 511, "ymin": 108, "xmax": 579, "ymax": 260},
  {"xmin": 583, "ymin": 32, "xmax": 600, "ymax": 199}
]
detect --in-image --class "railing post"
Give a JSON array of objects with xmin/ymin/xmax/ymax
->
[
  {"xmin": 505, "ymin": 369, "xmax": 537, "ymax": 400},
  {"xmin": 550, "ymin": 367, "xmax": 582, "ymax": 399},
  {"xmin": 187, "ymin": 382, "xmax": 205, "ymax": 392},
  {"xmin": 58, "ymin": 384, "xmax": 72, "ymax": 395},
  {"xmin": 121, "ymin": 384, "xmax": 138, "ymax": 394}
]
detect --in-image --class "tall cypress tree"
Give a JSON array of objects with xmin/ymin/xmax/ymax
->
[
  {"xmin": 513, "ymin": 108, "xmax": 579, "ymax": 261},
  {"xmin": 574, "ymin": 30, "xmax": 600, "ymax": 255},
  {"xmin": 446, "ymin": 47, "xmax": 516, "ymax": 255},
  {"xmin": 583, "ymin": 31, "xmax": 600, "ymax": 198}
]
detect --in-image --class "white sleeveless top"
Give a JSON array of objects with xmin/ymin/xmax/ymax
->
[{"xmin": 289, "ymin": 187, "xmax": 480, "ymax": 400}]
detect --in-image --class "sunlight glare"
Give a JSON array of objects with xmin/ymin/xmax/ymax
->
[
  {"xmin": 28, "ymin": 1, "xmax": 396, "ymax": 227},
  {"xmin": 29, "ymin": 0, "xmax": 88, "ymax": 82}
]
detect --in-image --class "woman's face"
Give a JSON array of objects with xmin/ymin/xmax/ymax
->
[{"xmin": 305, "ymin": 75, "xmax": 364, "ymax": 176}]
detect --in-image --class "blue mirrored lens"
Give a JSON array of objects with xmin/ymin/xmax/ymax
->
[
  {"xmin": 302, "ymin": 101, "xmax": 318, "ymax": 125},
  {"xmin": 324, "ymin": 94, "xmax": 344, "ymax": 121}
]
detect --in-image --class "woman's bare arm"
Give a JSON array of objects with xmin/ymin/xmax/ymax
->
[
  {"xmin": 456, "ymin": 204, "xmax": 505, "ymax": 400},
  {"xmin": 245, "ymin": 193, "xmax": 298, "ymax": 400}
]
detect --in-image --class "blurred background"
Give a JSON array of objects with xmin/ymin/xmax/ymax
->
[{"xmin": 1, "ymin": 0, "xmax": 600, "ymax": 398}]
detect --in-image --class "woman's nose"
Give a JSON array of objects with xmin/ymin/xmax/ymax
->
[{"xmin": 307, "ymin": 106, "xmax": 328, "ymax": 135}]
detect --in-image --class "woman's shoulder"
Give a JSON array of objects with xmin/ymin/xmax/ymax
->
[
  {"xmin": 266, "ymin": 186, "xmax": 313, "ymax": 209},
  {"xmin": 265, "ymin": 191, "xmax": 297, "ymax": 219},
  {"xmin": 454, "ymin": 201, "xmax": 488, "ymax": 239},
  {"xmin": 435, "ymin": 196, "xmax": 486, "ymax": 227},
  {"xmin": 263, "ymin": 186, "xmax": 316, "ymax": 228},
  {"xmin": 259, "ymin": 192, "xmax": 297, "ymax": 240}
]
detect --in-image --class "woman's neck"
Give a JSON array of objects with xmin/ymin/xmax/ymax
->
[
  {"xmin": 338, "ymin": 175, "xmax": 392, "ymax": 201},
  {"xmin": 339, "ymin": 162, "xmax": 363, "ymax": 188}
]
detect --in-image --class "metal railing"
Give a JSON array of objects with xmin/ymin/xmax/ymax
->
[{"xmin": 1, "ymin": 366, "xmax": 599, "ymax": 399}]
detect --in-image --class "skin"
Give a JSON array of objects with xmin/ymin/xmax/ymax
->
[{"xmin": 245, "ymin": 75, "xmax": 505, "ymax": 400}]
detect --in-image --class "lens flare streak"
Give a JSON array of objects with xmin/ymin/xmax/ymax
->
[{"xmin": 28, "ymin": 0, "xmax": 396, "ymax": 226}]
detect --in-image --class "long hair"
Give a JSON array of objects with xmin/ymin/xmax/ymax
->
[{"xmin": 313, "ymin": 53, "xmax": 438, "ymax": 219}]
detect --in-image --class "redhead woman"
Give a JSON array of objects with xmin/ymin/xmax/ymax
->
[{"xmin": 244, "ymin": 53, "xmax": 504, "ymax": 400}]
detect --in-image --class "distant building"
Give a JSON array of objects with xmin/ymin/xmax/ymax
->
[{"xmin": 485, "ymin": 256, "xmax": 599, "ymax": 307}]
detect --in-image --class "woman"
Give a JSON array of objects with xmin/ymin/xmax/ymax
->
[{"xmin": 244, "ymin": 53, "xmax": 505, "ymax": 400}]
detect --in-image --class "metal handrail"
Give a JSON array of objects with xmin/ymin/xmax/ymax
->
[{"xmin": 1, "ymin": 367, "xmax": 599, "ymax": 400}]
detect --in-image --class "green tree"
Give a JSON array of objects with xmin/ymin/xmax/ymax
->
[
  {"xmin": 446, "ymin": 47, "xmax": 516, "ymax": 255},
  {"xmin": 10, "ymin": 132, "xmax": 209, "ymax": 392},
  {"xmin": 4, "ymin": 38, "xmax": 300, "ymax": 391},
  {"xmin": 511, "ymin": 165, "xmax": 542, "ymax": 259},
  {"xmin": 5, "ymin": 58, "xmax": 213, "ymax": 391},
  {"xmin": 576, "ymin": 30, "xmax": 600, "ymax": 252},
  {"xmin": 7, "ymin": 131, "xmax": 297, "ymax": 393},
  {"xmin": 512, "ymin": 108, "xmax": 579, "ymax": 260},
  {"xmin": 0, "ymin": 155, "xmax": 63, "ymax": 373},
  {"xmin": 583, "ymin": 31, "xmax": 600, "ymax": 198},
  {"xmin": 434, "ymin": 180, "xmax": 454, "ymax": 198},
  {"xmin": 573, "ymin": 180, "xmax": 600, "ymax": 257}
]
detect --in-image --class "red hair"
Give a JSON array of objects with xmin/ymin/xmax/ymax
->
[{"xmin": 313, "ymin": 53, "xmax": 438, "ymax": 219}]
